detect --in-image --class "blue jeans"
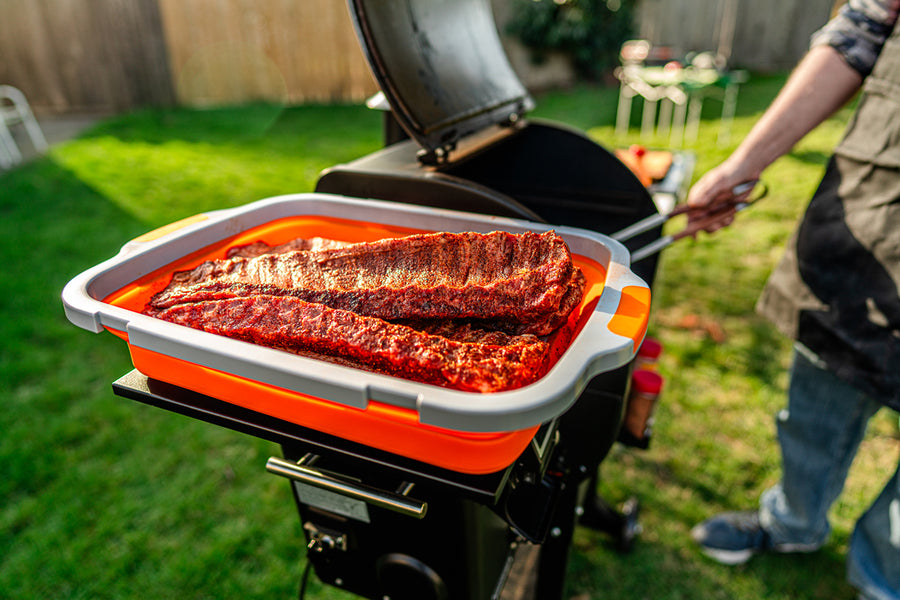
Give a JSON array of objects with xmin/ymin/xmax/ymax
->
[{"xmin": 759, "ymin": 345, "xmax": 900, "ymax": 600}]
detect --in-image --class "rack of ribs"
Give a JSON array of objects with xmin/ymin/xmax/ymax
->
[{"xmin": 145, "ymin": 230, "xmax": 586, "ymax": 392}]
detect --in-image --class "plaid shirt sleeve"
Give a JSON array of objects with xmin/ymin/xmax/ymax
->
[{"xmin": 811, "ymin": 0, "xmax": 900, "ymax": 76}]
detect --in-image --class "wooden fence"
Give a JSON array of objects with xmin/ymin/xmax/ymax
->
[
  {"xmin": 0, "ymin": 0, "xmax": 844, "ymax": 115},
  {"xmin": 635, "ymin": 0, "xmax": 837, "ymax": 71},
  {"xmin": 0, "ymin": 0, "xmax": 175, "ymax": 113},
  {"xmin": 157, "ymin": 0, "xmax": 376, "ymax": 107},
  {"xmin": 0, "ymin": 0, "xmax": 378, "ymax": 114}
]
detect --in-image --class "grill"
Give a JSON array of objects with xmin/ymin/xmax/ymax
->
[{"xmin": 62, "ymin": 1, "xmax": 693, "ymax": 598}]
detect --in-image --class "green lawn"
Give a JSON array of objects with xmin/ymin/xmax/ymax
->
[{"xmin": 2, "ymin": 78, "xmax": 896, "ymax": 599}]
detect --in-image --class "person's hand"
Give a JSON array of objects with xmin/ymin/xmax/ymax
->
[{"xmin": 686, "ymin": 159, "xmax": 760, "ymax": 234}]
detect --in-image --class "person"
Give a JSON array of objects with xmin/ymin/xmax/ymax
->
[{"xmin": 685, "ymin": 1, "xmax": 900, "ymax": 599}]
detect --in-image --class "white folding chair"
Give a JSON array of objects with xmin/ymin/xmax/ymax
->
[
  {"xmin": 0, "ymin": 85, "xmax": 48, "ymax": 169},
  {"xmin": 614, "ymin": 40, "xmax": 691, "ymax": 145}
]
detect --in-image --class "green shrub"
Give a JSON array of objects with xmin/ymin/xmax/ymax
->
[{"xmin": 506, "ymin": 0, "xmax": 635, "ymax": 80}]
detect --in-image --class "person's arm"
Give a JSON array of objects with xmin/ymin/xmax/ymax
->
[
  {"xmin": 685, "ymin": 0, "xmax": 900, "ymax": 228},
  {"xmin": 687, "ymin": 45, "xmax": 863, "ymax": 225}
]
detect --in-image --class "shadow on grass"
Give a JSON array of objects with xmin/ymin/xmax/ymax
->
[
  {"xmin": 662, "ymin": 317, "xmax": 790, "ymax": 387},
  {"xmin": 567, "ymin": 525, "xmax": 857, "ymax": 600},
  {"xmin": 570, "ymin": 444, "xmax": 857, "ymax": 599},
  {"xmin": 1, "ymin": 156, "xmax": 148, "ymax": 494}
]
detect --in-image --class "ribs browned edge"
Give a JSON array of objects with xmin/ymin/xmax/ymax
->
[
  {"xmin": 282, "ymin": 321, "xmax": 547, "ymax": 381},
  {"xmin": 149, "ymin": 230, "xmax": 578, "ymax": 326},
  {"xmin": 519, "ymin": 267, "xmax": 586, "ymax": 335},
  {"xmin": 226, "ymin": 237, "xmax": 350, "ymax": 258},
  {"xmin": 152, "ymin": 295, "xmax": 550, "ymax": 393}
]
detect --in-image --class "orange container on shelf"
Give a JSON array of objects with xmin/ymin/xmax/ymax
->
[{"xmin": 62, "ymin": 193, "xmax": 651, "ymax": 474}]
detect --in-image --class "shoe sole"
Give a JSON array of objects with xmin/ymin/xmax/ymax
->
[
  {"xmin": 698, "ymin": 541, "xmax": 821, "ymax": 566},
  {"xmin": 699, "ymin": 546, "xmax": 755, "ymax": 565}
]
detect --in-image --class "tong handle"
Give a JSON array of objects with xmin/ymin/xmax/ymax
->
[
  {"xmin": 627, "ymin": 180, "xmax": 767, "ymax": 262},
  {"xmin": 670, "ymin": 203, "xmax": 741, "ymax": 241},
  {"xmin": 667, "ymin": 179, "xmax": 762, "ymax": 217},
  {"xmin": 669, "ymin": 179, "xmax": 765, "ymax": 235},
  {"xmin": 611, "ymin": 181, "xmax": 764, "ymax": 244}
]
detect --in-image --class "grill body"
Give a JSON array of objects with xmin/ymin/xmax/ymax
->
[{"xmin": 291, "ymin": 1, "xmax": 665, "ymax": 597}]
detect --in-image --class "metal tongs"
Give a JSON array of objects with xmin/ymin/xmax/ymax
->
[{"xmin": 613, "ymin": 180, "xmax": 768, "ymax": 262}]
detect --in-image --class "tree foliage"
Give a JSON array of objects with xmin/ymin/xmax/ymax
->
[{"xmin": 506, "ymin": 0, "xmax": 635, "ymax": 80}]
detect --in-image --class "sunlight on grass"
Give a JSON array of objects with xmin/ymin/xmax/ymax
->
[
  {"xmin": 51, "ymin": 103, "xmax": 383, "ymax": 228},
  {"xmin": 53, "ymin": 136, "xmax": 329, "ymax": 224}
]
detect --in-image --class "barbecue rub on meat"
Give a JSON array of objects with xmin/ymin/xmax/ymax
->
[
  {"xmin": 226, "ymin": 237, "xmax": 350, "ymax": 259},
  {"xmin": 153, "ymin": 295, "xmax": 550, "ymax": 393},
  {"xmin": 149, "ymin": 230, "xmax": 584, "ymax": 335}
]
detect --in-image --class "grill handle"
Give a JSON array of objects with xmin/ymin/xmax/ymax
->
[{"xmin": 266, "ymin": 456, "xmax": 428, "ymax": 519}]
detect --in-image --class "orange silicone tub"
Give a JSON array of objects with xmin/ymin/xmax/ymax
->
[{"xmin": 63, "ymin": 193, "xmax": 650, "ymax": 474}]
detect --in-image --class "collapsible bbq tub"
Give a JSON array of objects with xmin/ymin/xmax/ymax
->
[{"xmin": 62, "ymin": 1, "xmax": 691, "ymax": 598}]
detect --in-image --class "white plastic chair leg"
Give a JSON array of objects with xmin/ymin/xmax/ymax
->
[
  {"xmin": 616, "ymin": 84, "xmax": 634, "ymax": 138},
  {"xmin": 717, "ymin": 82, "xmax": 739, "ymax": 146},
  {"xmin": 656, "ymin": 97, "xmax": 671, "ymax": 138},
  {"xmin": 641, "ymin": 97, "xmax": 657, "ymax": 140},
  {"xmin": 686, "ymin": 95, "xmax": 703, "ymax": 143},
  {"xmin": 670, "ymin": 99, "xmax": 687, "ymax": 147},
  {"xmin": 0, "ymin": 119, "xmax": 21, "ymax": 168}
]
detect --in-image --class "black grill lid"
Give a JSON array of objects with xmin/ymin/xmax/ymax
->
[{"xmin": 348, "ymin": 0, "xmax": 535, "ymax": 158}]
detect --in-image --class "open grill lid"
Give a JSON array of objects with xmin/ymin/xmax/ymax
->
[{"xmin": 347, "ymin": 0, "xmax": 535, "ymax": 162}]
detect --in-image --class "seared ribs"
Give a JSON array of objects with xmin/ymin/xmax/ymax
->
[
  {"xmin": 149, "ymin": 230, "xmax": 579, "ymax": 334},
  {"xmin": 144, "ymin": 230, "xmax": 586, "ymax": 392},
  {"xmin": 226, "ymin": 237, "xmax": 350, "ymax": 258},
  {"xmin": 153, "ymin": 295, "xmax": 549, "ymax": 393}
]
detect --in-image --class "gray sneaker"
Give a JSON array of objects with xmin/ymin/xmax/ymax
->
[{"xmin": 690, "ymin": 511, "xmax": 820, "ymax": 565}]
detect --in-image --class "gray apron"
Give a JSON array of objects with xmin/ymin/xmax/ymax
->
[{"xmin": 757, "ymin": 25, "xmax": 900, "ymax": 411}]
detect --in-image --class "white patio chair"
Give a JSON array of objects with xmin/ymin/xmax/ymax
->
[
  {"xmin": 0, "ymin": 85, "xmax": 48, "ymax": 169},
  {"xmin": 614, "ymin": 40, "xmax": 691, "ymax": 145}
]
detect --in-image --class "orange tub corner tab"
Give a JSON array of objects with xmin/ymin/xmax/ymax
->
[{"xmin": 608, "ymin": 284, "xmax": 651, "ymax": 348}]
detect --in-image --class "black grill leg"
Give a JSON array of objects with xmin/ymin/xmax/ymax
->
[
  {"xmin": 533, "ymin": 480, "xmax": 579, "ymax": 600},
  {"xmin": 579, "ymin": 472, "xmax": 641, "ymax": 553}
]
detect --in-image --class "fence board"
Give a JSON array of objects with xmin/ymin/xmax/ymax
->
[
  {"xmin": 0, "ymin": 0, "xmax": 174, "ymax": 113},
  {"xmin": 156, "ymin": 0, "xmax": 377, "ymax": 107},
  {"xmin": 635, "ymin": 0, "xmax": 834, "ymax": 70}
]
